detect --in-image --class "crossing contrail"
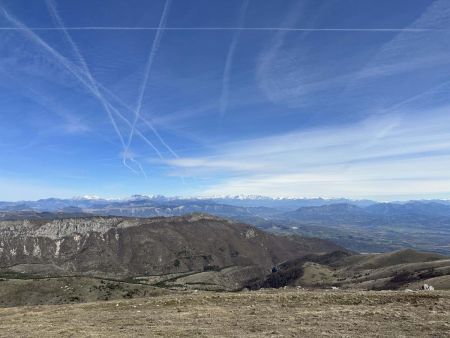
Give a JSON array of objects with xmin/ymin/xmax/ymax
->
[
  {"xmin": 139, "ymin": 115, "xmax": 179, "ymax": 158},
  {"xmin": 0, "ymin": 9, "xmax": 123, "ymax": 148},
  {"xmin": 92, "ymin": 81, "xmax": 179, "ymax": 159},
  {"xmin": 46, "ymin": 0, "xmax": 155, "ymax": 175},
  {"xmin": 0, "ymin": 7, "xmax": 163, "ymax": 174},
  {"xmin": 0, "ymin": 27, "xmax": 444, "ymax": 32},
  {"xmin": 124, "ymin": 0, "xmax": 172, "ymax": 167},
  {"xmin": 44, "ymin": 0, "xmax": 140, "ymax": 174},
  {"xmin": 220, "ymin": 0, "xmax": 250, "ymax": 117}
]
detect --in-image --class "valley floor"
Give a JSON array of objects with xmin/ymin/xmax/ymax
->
[{"xmin": 0, "ymin": 289, "xmax": 449, "ymax": 337}]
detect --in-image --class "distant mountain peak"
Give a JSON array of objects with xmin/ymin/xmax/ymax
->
[{"xmin": 72, "ymin": 195, "xmax": 103, "ymax": 201}]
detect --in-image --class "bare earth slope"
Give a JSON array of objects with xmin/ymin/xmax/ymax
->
[{"xmin": 0, "ymin": 289, "xmax": 449, "ymax": 337}]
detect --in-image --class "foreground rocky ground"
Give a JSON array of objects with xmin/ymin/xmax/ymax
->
[{"xmin": 0, "ymin": 289, "xmax": 449, "ymax": 337}]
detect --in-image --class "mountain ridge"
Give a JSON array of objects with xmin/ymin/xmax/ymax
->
[
  {"xmin": 2, "ymin": 197, "xmax": 450, "ymax": 254},
  {"xmin": 0, "ymin": 214, "xmax": 343, "ymax": 279}
]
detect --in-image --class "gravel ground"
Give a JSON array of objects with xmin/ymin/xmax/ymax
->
[{"xmin": 0, "ymin": 289, "xmax": 449, "ymax": 337}]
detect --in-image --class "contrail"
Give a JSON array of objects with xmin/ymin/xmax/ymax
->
[
  {"xmin": 1, "ymin": 10, "xmax": 93, "ymax": 95},
  {"xmin": 44, "ymin": 0, "xmax": 144, "ymax": 175},
  {"xmin": 384, "ymin": 78, "xmax": 450, "ymax": 114},
  {"xmin": 125, "ymin": 0, "xmax": 172, "ymax": 165},
  {"xmin": 81, "ymin": 68, "xmax": 179, "ymax": 159},
  {"xmin": 139, "ymin": 115, "xmax": 179, "ymax": 158},
  {"xmin": 45, "ymin": 0, "xmax": 87, "ymax": 72},
  {"xmin": 0, "ymin": 9, "xmax": 127, "ymax": 151},
  {"xmin": 109, "ymin": 105, "xmax": 164, "ymax": 159},
  {"xmin": 220, "ymin": 0, "xmax": 250, "ymax": 117},
  {"xmin": 92, "ymin": 81, "xmax": 177, "ymax": 159},
  {"xmin": 2, "ymin": 6, "xmax": 164, "ymax": 174},
  {"xmin": 131, "ymin": 157, "xmax": 148, "ymax": 180},
  {"xmin": 0, "ymin": 27, "xmax": 444, "ymax": 32},
  {"xmin": 2, "ymin": 8, "xmax": 152, "ymax": 175}
]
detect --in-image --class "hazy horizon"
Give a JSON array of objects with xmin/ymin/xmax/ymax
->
[
  {"xmin": 1, "ymin": 0, "xmax": 450, "ymax": 201},
  {"xmin": 1, "ymin": 193, "xmax": 450, "ymax": 204}
]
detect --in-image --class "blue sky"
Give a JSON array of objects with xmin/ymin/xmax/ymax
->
[{"xmin": 0, "ymin": 0, "xmax": 450, "ymax": 201}]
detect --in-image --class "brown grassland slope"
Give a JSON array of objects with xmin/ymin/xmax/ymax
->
[{"xmin": 0, "ymin": 289, "xmax": 449, "ymax": 337}]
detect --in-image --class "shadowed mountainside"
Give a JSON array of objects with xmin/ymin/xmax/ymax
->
[
  {"xmin": 246, "ymin": 249, "xmax": 450, "ymax": 291},
  {"xmin": 0, "ymin": 214, "xmax": 342, "ymax": 278}
]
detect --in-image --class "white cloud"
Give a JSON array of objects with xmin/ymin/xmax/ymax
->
[{"xmin": 166, "ymin": 107, "xmax": 450, "ymax": 199}]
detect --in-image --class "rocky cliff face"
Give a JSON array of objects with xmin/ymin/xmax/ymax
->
[{"xmin": 0, "ymin": 214, "xmax": 343, "ymax": 278}]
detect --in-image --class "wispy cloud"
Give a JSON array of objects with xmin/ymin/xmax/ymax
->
[
  {"xmin": 351, "ymin": 0, "xmax": 450, "ymax": 82},
  {"xmin": 166, "ymin": 107, "xmax": 450, "ymax": 198},
  {"xmin": 256, "ymin": 1, "xmax": 349, "ymax": 108},
  {"xmin": 0, "ymin": 70, "xmax": 90, "ymax": 136},
  {"xmin": 256, "ymin": 0, "xmax": 450, "ymax": 109},
  {"xmin": 219, "ymin": 0, "xmax": 249, "ymax": 117},
  {"xmin": 1, "ymin": 1, "xmax": 449, "ymax": 200}
]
